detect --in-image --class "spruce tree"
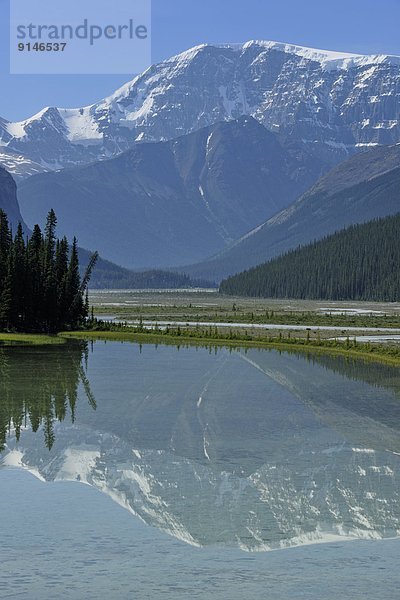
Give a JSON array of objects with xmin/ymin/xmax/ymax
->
[
  {"xmin": 0, "ymin": 211, "xmax": 11, "ymax": 326},
  {"xmin": 0, "ymin": 209, "xmax": 95, "ymax": 332},
  {"xmin": 26, "ymin": 224, "xmax": 44, "ymax": 329},
  {"xmin": 10, "ymin": 223, "xmax": 27, "ymax": 327},
  {"xmin": 65, "ymin": 237, "xmax": 83, "ymax": 327}
]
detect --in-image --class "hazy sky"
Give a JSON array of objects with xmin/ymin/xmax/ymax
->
[{"xmin": 1, "ymin": 0, "xmax": 399, "ymax": 121}]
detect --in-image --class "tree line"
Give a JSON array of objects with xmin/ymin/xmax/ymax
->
[
  {"xmin": 220, "ymin": 214, "xmax": 400, "ymax": 301},
  {"xmin": 0, "ymin": 209, "xmax": 97, "ymax": 332}
]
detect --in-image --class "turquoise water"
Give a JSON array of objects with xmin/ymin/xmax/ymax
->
[{"xmin": 1, "ymin": 341, "xmax": 400, "ymax": 598}]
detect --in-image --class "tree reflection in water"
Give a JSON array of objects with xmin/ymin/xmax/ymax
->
[{"xmin": 0, "ymin": 341, "xmax": 95, "ymax": 451}]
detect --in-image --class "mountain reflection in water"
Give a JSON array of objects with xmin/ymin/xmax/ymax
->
[{"xmin": 1, "ymin": 340, "xmax": 400, "ymax": 550}]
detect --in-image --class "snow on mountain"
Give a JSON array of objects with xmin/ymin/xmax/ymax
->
[
  {"xmin": 239, "ymin": 40, "xmax": 400, "ymax": 69},
  {"xmin": 1, "ymin": 40, "xmax": 400, "ymax": 176},
  {"xmin": 0, "ymin": 148, "xmax": 49, "ymax": 181},
  {"xmin": 58, "ymin": 107, "xmax": 104, "ymax": 146}
]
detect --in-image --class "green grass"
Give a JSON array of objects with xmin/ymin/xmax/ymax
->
[
  {"xmin": 61, "ymin": 327, "xmax": 400, "ymax": 368},
  {"xmin": 0, "ymin": 333, "xmax": 66, "ymax": 346}
]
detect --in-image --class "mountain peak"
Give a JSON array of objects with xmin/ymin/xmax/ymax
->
[
  {"xmin": 1, "ymin": 38, "xmax": 400, "ymax": 175},
  {"xmin": 186, "ymin": 39, "xmax": 400, "ymax": 70},
  {"xmin": 167, "ymin": 43, "xmax": 210, "ymax": 62}
]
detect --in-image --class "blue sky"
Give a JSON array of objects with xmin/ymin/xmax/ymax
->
[{"xmin": 1, "ymin": 0, "xmax": 400, "ymax": 121}]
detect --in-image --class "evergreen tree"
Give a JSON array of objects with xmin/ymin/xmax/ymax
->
[
  {"xmin": 55, "ymin": 236, "xmax": 69, "ymax": 327},
  {"xmin": 43, "ymin": 209, "xmax": 58, "ymax": 330},
  {"xmin": 0, "ymin": 210, "xmax": 96, "ymax": 332},
  {"xmin": 10, "ymin": 223, "xmax": 27, "ymax": 327},
  {"xmin": 26, "ymin": 224, "xmax": 44, "ymax": 328},
  {"xmin": 65, "ymin": 237, "xmax": 83, "ymax": 326},
  {"xmin": 0, "ymin": 211, "xmax": 11, "ymax": 328},
  {"xmin": 0, "ymin": 210, "xmax": 11, "ymax": 285}
]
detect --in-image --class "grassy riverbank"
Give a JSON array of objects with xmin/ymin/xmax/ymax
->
[
  {"xmin": 61, "ymin": 326, "xmax": 400, "ymax": 367},
  {"xmin": 2, "ymin": 303, "xmax": 400, "ymax": 366},
  {"xmin": 0, "ymin": 333, "xmax": 66, "ymax": 346}
]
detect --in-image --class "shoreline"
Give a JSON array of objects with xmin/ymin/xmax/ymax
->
[
  {"xmin": 2, "ymin": 326, "xmax": 400, "ymax": 367},
  {"xmin": 60, "ymin": 329, "xmax": 400, "ymax": 367}
]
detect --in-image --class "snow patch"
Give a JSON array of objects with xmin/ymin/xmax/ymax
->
[
  {"xmin": 58, "ymin": 108, "xmax": 103, "ymax": 145},
  {"xmin": 5, "ymin": 121, "xmax": 26, "ymax": 139},
  {"xmin": 55, "ymin": 447, "xmax": 100, "ymax": 484},
  {"xmin": 0, "ymin": 449, "xmax": 45, "ymax": 482}
]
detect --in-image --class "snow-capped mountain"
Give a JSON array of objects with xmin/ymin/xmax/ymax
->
[{"xmin": 1, "ymin": 40, "xmax": 400, "ymax": 176}]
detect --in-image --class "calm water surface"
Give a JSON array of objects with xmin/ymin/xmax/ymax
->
[{"xmin": 0, "ymin": 340, "xmax": 400, "ymax": 598}]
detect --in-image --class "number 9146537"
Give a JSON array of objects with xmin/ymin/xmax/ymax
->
[{"xmin": 18, "ymin": 42, "xmax": 67, "ymax": 51}]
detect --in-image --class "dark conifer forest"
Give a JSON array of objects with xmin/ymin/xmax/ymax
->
[
  {"xmin": 220, "ymin": 214, "xmax": 400, "ymax": 301},
  {"xmin": 0, "ymin": 209, "xmax": 97, "ymax": 332}
]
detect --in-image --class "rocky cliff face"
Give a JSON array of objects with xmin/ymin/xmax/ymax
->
[
  {"xmin": 1, "ymin": 41, "xmax": 400, "ymax": 176},
  {"xmin": 0, "ymin": 166, "xmax": 27, "ymax": 230}
]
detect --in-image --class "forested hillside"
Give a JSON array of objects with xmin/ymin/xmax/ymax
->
[{"xmin": 220, "ymin": 214, "xmax": 400, "ymax": 301}]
